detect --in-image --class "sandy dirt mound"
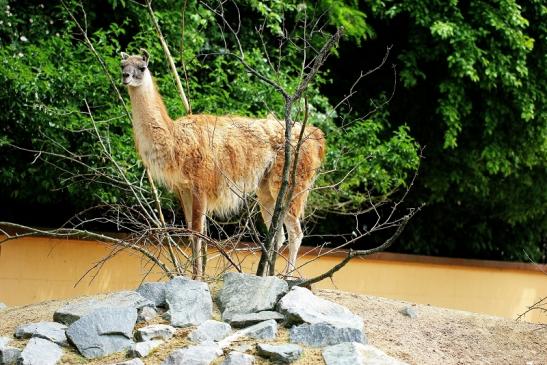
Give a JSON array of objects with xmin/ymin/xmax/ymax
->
[
  {"xmin": 319, "ymin": 289, "xmax": 546, "ymax": 365},
  {"xmin": 0, "ymin": 289, "xmax": 545, "ymax": 365}
]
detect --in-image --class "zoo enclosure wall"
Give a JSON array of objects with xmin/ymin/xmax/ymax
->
[{"xmin": 0, "ymin": 235, "xmax": 545, "ymax": 324}]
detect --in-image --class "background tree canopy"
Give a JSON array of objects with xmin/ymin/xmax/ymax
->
[{"xmin": 0, "ymin": 0, "xmax": 544, "ymax": 263}]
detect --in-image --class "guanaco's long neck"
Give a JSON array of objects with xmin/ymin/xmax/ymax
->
[{"xmin": 127, "ymin": 71, "xmax": 174, "ymax": 143}]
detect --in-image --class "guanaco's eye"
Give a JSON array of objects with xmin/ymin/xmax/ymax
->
[{"xmin": 139, "ymin": 67, "xmax": 146, "ymax": 72}]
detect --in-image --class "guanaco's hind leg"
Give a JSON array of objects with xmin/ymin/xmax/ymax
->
[
  {"xmin": 191, "ymin": 191, "xmax": 207, "ymax": 279},
  {"xmin": 280, "ymin": 181, "xmax": 308, "ymax": 276},
  {"xmin": 179, "ymin": 189, "xmax": 193, "ymax": 230},
  {"xmin": 258, "ymin": 196, "xmax": 286, "ymax": 250},
  {"xmin": 257, "ymin": 183, "xmax": 286, "ymax": 275},
  {"xmin": 258, "ymin": 127, "xmax": 319, "ymax": 275},
  {"xmin": 179, "ymin": 189, "xmax": 207, "ymax": 279},
  {"xmin": 284, "ymin": 213, "xmax": 303, "ymax": 275},
  {"xmin": 258, "ymin": 178, "xmax": 308, "ymax": 275}
]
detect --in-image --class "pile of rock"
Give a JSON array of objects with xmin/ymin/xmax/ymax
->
[{"xmin": 0, "ymin": 273, "xmax": 408, "ymax": 365}]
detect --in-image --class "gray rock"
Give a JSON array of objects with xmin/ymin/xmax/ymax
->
[
  {"xmin": 18, "ymin": 338, "xmax": 63, "ymax": 365},
  {"xmin": 189, "ymin": 320, "xmax": 231, "ymax": 343},
  {"xmin": 138, "ymin": 306, "xmax": 158, "ymax": 322},
  {"xmin": 278, "ymin": 287, "xmax": 362, "ymax": 328},
  {"xmin": 128, "ymin": 340, "xmax": 163, "ymax": 358},
  {"xmin": 162, "ymin": 343, "xmax": 222, "ymax": 365},
  {"xmin": 0, "ymin": 337, "xmax": 10, "ymax": 349},
  {"xmin": 400, "ymin": 306, "xmax": 417, "ymax": 319},
  {"xmin": 14, "ymin": 322, "xmax": 68, "ymax": 347},
  {"xmin": 240, "ymin": 319, "xmax": 277, "ymax": 340},
  {"xmin": 278, "ymin": 286, "xmax": 365, "ymax": 346},
  {"xmin": 228, "ymin": 311, "xmax": 285, "ymax": 328},
  {"xmin": 0, "ymin": 303, "xmax": 6, "ymax": 311},
  {"xmin": 256, "ymin": 343, "xmax": 302, "ymax": 364},
  {"xmin": 164, "ymin": 277, "xmax": 213, "ymax": 327},
  {"xmin": 113, "ymin": 360, "xmax": 145, "ymax": 365},
  {"xmin": 232, "ymin": 344, "xmax": 253, "ymax": 353},
  {"xmin": 285, "ymin": 279, "xmax": 312, "ymax": 290},
  {"xmin": 322, "ymin": 342, "xmax": 408, "ymax": 365},
  {"xmin": 66, "ymin": 306, "xmax": 137, "ymax": 359},
  {"xmin": 221, "ymin": 351, "xmax": 255, "ymax": 365},
  {"xmin": 218, "ymin": 273, "xmax": 288, "ymax": 321},
  {"xmin": 0, "ymin": 347, "xmax": 20, "ymax": 365},
  {"xmin": 136, "ymin": 282, "xmax": 167, "ymax": 307},
  {"xmin": 135, "ymin": 324, "xmax": 176, "ymax": 342},
  {"xmin": 290, "ymin": 322, "xmax": 364, "ymax": 347},
  {"xmin": 54, "ymin": 291, "xmax": 152, "ymax": 325}
]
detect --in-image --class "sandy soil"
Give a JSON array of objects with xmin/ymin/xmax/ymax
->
[
  {"xmin": 319, "ymin": 290, "xmax": 546, "ymax": 365},
  {"xmin": 0, "ymin": 289, "xmax": 545, "ymax": 365}
]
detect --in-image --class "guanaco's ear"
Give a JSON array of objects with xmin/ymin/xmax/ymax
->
[
  {"xmin": 140, "ymin": 48, "xmax": 150, "ymax": 65},
  {"xmin": 120, "ymin": 52, "xmax": 129, "ymax": 60}
]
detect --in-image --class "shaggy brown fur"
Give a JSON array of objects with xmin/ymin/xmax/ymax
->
[{"xmin": 122, "ymin": 52, "xmax": 325, "ymax": 276}]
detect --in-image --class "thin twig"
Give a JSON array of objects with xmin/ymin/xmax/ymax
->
[
  {"xmin": 0, "ymin": 222, "xmax": 173, "ymax": 277},
  {"xmin": 146, "ymin": 0, "xmax": 191, "ymax": 113},
  {"xmin": 294, "ymin": 206, "xmax": 422, "ymax": 287}
]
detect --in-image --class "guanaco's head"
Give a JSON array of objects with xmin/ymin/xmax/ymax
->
[{"xmin": 120, "ymin": 49, "xmax": 149, "ymax": 87}]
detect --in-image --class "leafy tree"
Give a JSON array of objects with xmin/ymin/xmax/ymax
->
[{"xmin": 322, "ymin": 0, "xmax": 546, "ymax": 261}]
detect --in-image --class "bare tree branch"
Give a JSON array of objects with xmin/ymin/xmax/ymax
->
[
  {"xmin": 293, "ymin": 205, "xmax": 423, "ymax": 287},
  {"xmin": 0, "ymin": 222, "xmax": 174, "ymax": 277},
  {"xmin": 146, "ymin": 0, "xmax": 191, "ymax": 114},
  {"xmin": 257, "ymin": 28, "xmax": 343, "ymax": 276}
]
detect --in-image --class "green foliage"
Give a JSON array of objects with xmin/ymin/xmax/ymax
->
[
  {"xmin": 323, "ymin": 0, "xmax": 546, "ymax": 261},
  {"xmin": 319, "ymin": 0, "xmax": 374, "ymax": 43},
  {"xmin": 320, "ymin": 118, "xmax": 419, "ymax": 209},
  {"xmin": 0, "ymin": 2, "xmax": 133, "ymax": 206}
]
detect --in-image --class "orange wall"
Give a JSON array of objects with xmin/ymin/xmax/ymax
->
[
  {"xmin": 304, "ymin": 255, "xmax": 547, "ymax": 324},
  {"xmin": 0, "ymin": 236, "xmax": 545, "ymax": 324}
]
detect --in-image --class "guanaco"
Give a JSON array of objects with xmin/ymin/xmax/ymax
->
[{"xmin": 121, "ymin": 50, "xmax": 325, "ymax": 277}]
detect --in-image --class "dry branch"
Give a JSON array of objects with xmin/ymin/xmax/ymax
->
[
  {"xmin": 293, "ymin": 205, "xmax": 422, "ymax": 287},
  {"xmin": 0, "ymin": 222, "xmax": 174, "ymax": 277},
  {"xmin": 146, "ymin": 0, "xmax": 191, "ymax": 114},
  {"xmin": 256, "ymin": 28, "xmax": 343, "ymax": 276}
]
